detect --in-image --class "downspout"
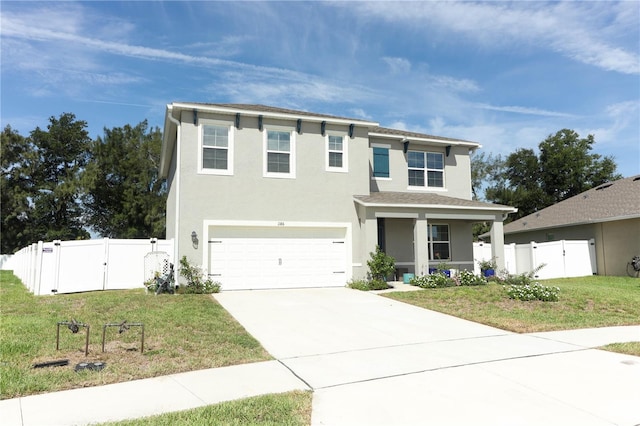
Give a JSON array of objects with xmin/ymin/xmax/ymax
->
[{"xmin": 167, "ymin": 108, "xmax": 181, "ymax": 287}]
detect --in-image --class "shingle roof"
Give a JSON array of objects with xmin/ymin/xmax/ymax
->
[
  {"xmin": 354, "ymin": 191, "xmax": 515, "ymax": 212},
  {"xmin": 503, "ymin": 175, "xmax": 640, "ymax": 235}
]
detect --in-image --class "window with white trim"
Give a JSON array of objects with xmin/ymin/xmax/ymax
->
[
  {"xmin": 326, "ymin": 134, "xmax": 347, "ymax": 172},
  {"xmin": 408, "ymin": 151, "xmax": 444, "ymax": 188},
  {"xmin": 428, "ymin": 224, "xmax": 450, "ymax": 260},
  {"xmin": 200, "ymin": 124, "xmax": 233, "ymax": 175},
  {"xmin": 264, "ymin": 129, "xmax": 295, "ymax": 178}
]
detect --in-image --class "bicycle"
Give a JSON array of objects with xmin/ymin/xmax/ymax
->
[{"xmin": 627, "ymin": 256, "xmax": 640, "ymax": 278}]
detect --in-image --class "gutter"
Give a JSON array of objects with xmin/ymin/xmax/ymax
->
[{"xmin": 166, "ymin": 106, "xmax": 181, "ymax": 287}]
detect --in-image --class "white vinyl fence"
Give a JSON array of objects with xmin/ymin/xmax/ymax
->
[
  {"xmin": 4, "ymin": 238, "xmax": 174, "ymax": 295},
  {"xmin": 473, "ymin": 239, "xmax": 597, "ymax": 280}
]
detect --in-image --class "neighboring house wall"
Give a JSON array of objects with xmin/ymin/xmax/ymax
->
[{"xmin": 597, "ymin": 218, "xmax": 640, "ymax": 276}]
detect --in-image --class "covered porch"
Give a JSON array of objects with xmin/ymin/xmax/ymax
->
[{"xmin": 353, "ymin": 192, "xmax": 517, "ymax": 277}]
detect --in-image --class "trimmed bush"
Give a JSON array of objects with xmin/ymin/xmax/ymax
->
[
  {"xmin": 453, "ymin": 269, "xmax": 488, "ymax": 286},
  {"xmin": 410, "ymin": 273, "xmax": 453, "ymax": 289},
  {"xmin": 505, "ymin": 283, "xmax": 560, "ymax": 302}
]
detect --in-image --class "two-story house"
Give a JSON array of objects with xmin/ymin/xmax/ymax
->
[{"xmin": 160, "ymin": 103, "xmax": 516, "ymax": 290}]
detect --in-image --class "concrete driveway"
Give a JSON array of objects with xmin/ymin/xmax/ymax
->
[{"xmin": 214, "ymin": 287, "xmax": 640, "ymax": 426}]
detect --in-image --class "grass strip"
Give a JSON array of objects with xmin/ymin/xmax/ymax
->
[{"xmin": 100, "ymin": 390, "xmax": 312, "ymax": 426}]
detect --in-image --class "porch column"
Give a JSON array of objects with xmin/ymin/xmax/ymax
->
[
  {"xmin": 489, "ymin": 218, "xmax": 506, "ymax": 271},
  {"xmin": 414, "ymin": 217, "xmax": 428, "ymax": 275},
  {"xmin": 362, "ymin": 212, "xmax": 379, "ymax": 278}
]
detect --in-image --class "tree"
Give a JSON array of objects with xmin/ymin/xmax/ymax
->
[
  {"xmin": 28, "ymin": 113, "xmax": 91, "ymax": 241},
  {"xmin": 1, "ymin": 126, "xmax": 36, "ymax": 252},
  {"xmin": 480, "ymin": 129, "xmax": 621, "ymax": 220},
  {"xmin": 83, "ymin": 121, "xmax": 166, "ymax": 238},
  {"xmin": 539, "ymin": 129, "xmax": 620, "ymax": 203}
]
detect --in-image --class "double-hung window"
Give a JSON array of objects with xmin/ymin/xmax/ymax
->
[
  {"xmin": 326, "ymin": 135, "xmax": 347, "ymax": 172},
  {"xmin": 428, "ymin": 224, "xmax": 450, "ymax": 260},
  {"xmin": 264, "ymin": 129, "xmax": 295, "ymax": 178},
  {"xmin": 201, "ymin": 124, "xmax": 233, "ymax": 175},
  {"xmin": 372, "ymin": 146, "xmax": 390, "ymax": 178},
  {"xmin": 408, "ymin": 151, "xmax": 444, "ymax": 188}
]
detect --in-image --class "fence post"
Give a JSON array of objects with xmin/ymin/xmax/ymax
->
[
  {"xmin": 52, "ymin": 240, "xmax": 62, "ymax": 294},
  {"xmin": 530, "ymin": 241, "xmax": 538, "ymax": 277},
  {"xmin": 102, "ymin": 238, "xmax": 110, "ymax": 290},
  {"xmin": 589, "ymin": 238, "xmax": 597, "ymax": 275}
]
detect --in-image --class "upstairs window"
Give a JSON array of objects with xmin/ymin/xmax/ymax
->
[
  {"xmin": 201, "ymin": 124, "xmax": 233, "ymax": 175},
  {"xmin": 428, "ymin": 224, "xmax": 450, "ymax": 261},
  {"xmin": 408, "ymin": 151, "xmax": 444, "ymax": 188},
  {"xmin": 264, "ymin": 129, "xmax": 295, "ymax": 178},
  {"xmin": 327, "ymin": 135, "xmax": 347, "ymax": 172},
  {"xmin": 372, "ymin": 147, "xmax": 390, "ymax": 178}
]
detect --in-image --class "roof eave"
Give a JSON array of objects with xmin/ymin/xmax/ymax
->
[
  {"xmin": 353, "ymin": 197, "xmax": 517, "ymax": 213},
  {"xmin": 368, "ymin": 131, "xmax": 480, "ymax": 148},
  {"xmin": 504, "ymin": 213, "xmax": 640, "ymax": 235},
  {"xmin": 170, "ymin": 102, "xmax": 379, "ymax": 127}
]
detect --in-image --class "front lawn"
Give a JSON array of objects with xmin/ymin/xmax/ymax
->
[
  {"xmin": 0, "ymin": 271, "xmax": 271, "ymax": 399},
  {"xmin": 385, "ymin": 276, "xmax": 640, "ymax": 333}
]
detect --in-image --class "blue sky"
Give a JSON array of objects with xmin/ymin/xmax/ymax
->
[{"xmin": 2, "ymin": 1, "xmax": 639, "ymax": 178}]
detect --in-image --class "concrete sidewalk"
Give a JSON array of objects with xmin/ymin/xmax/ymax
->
[
  {"xmin": 0, "ymin": 361, "xmax": 310, "ymax": 426},
  {"xmin": 1, "ymin": 287, "xmax": 639, "ymax": 426}
]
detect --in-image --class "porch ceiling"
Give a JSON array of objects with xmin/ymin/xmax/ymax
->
[{"xmin": 354, "ymin": 192, "xmax": 516, "ymax": 213}]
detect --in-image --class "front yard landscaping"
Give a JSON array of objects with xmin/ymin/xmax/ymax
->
[
  {"xmin": 0, "ymin": 270, "xmax": 271, "ymax": 399},
  {"xmin": 385, "ymin": 275, "xmax": 640, "ymax": 334}
]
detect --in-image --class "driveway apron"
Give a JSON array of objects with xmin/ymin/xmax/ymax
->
[{"xmin": 214, "ymin": 287, "xmax": 640, "ymax": 426}]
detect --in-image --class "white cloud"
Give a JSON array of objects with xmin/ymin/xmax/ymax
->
[
  {"xmin": 474, "ymin": 103, "xmax": 578, "ymax": 118},
  {"xmin": 347, "ymin": 1, "xmax": 640, "ymax": 75},
  {"xmin": 382, "ymin": 57, "xmax": 411, "ymax": 74}
]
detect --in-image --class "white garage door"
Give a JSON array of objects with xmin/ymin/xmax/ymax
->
[{"xmin": 208, "ymin": 227, "xmax": 347, "ymax": 290}]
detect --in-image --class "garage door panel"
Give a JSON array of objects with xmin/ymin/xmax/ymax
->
[{"xmin": 209, "ymin": 231, "xmax": 347, "ymax": 290}]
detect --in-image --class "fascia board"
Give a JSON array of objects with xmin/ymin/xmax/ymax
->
[
  {"xmin": 353, "ymin": 197, "xmax": 517, "ymax": 213},
  {"xmin": 505, "ymin": 213, "xmax": 640, "ymax": 235},
  {"xmin": 171, "ymin": 102, "xmax": 379, "ymax": 127},
  {"xmin": 368, "ymin": 132, "xmax": 481, "ymax": 148}
]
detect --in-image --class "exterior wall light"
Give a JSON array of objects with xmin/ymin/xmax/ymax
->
[{"xmin": 191, "ymin": 231, "xmax": 198, "ymax": 248}]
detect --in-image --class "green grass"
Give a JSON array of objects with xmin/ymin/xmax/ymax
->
[
  {"xmin": 385, "ymin": 276, "xmax": 640, "ymax": 333},
  {"xmin": 599, "ymin": 342, "xmax": 640, "ymax": 357},
  {"xmin": 101, "ymin": 390, "xmax": 312, "ymax": 426},
  {"xmin": 0, "ymin": 271, "xmax": 271, "ymax": 399}
]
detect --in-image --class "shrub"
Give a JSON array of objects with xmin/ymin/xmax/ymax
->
[
  {"xmin": 179, "ymin": 256, "xmax": 221, "ymax": 294},
  {"xmin": 367, "ymin": 245, "xmax": 395, "ymax": 282},
  {"xmin": 497, "ymin": 264, "xmax": 546, "ymax": 286},
  {"xmin": 346, "ymin": 278, "xmax": 391, "ymax": 291},
  {"xmin": 410, "ymin": 273, "xmax": 453, "ymax": 289},
  {"xmin": 453, "ymin": 269, "xmax": 488, "ymax": 286},
  {"xmin": 505, "ymin": 283, "xmax": 560, "ymax": 302}
]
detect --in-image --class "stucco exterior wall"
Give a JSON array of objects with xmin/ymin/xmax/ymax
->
[
  {"xmin": 174, "ymin": 110, "xmax": 370, "ymax": 270},
  {"xmin": 368, "ymin": 138, "xmax": 473, "ymax": 200}
]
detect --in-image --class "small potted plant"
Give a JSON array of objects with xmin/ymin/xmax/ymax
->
[
  {"xmin": 477, "ymin": 257, "xmax": 497, "ymax": 277},
  {"xmin": 429, "ymin": 261, "xmax": 451, "ymax": 277}
]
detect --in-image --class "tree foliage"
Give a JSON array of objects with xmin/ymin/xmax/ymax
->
[
  {"xmin": 1, "ymin": 126, "xmax": 36, "ymax": 252},
  {"xmin": 1, "ymin": 114, "xmax": 167, "ymax": 253},
  {"xmin": 473, "ymin": 129, "xmax": 621, "ymax": 222},
  {"xmin": 29, "ymin": 113, "xmax": 91, "ymax": 241},
  {"xmin": 83, "ymin": 121, "xmax": 166, "ymax": 238}
]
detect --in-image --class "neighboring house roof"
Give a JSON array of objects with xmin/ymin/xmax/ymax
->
[
  {"xmin": 503, "ymin": 175, "xmax": 640, "ymax": 235},
  {"xmin": 354, "ymin": 191, "xmax": 516, "ymax": 213}
]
